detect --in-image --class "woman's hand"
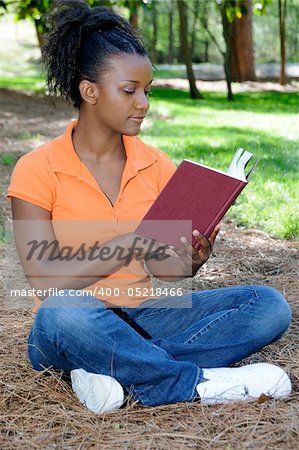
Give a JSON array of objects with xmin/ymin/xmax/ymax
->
[
  {"xmin": 124, "ymin": 232, "xmax": 174, "ymax": 261},
  {"xmin": 174, "ymin": 224, "xmax": 220, "ymax": 277}
]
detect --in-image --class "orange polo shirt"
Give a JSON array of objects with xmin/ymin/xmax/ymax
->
[{"xmin": 7, "ymin": 120, "xmax": 177, "ymax": 310}]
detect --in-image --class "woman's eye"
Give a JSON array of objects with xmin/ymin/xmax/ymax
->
[{"xmin": 123, "ymin": 89, "xmax": 152, "ymax": 96}]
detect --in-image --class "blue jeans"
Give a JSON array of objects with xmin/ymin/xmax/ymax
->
[{"xmin": 28, "ymin": 285, "xmax": 291, "ymax": 406}]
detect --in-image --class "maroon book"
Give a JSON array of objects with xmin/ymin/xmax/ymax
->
[{"xmin": 135, "ymin": 148, "xmax": 259, "ymax": 249}]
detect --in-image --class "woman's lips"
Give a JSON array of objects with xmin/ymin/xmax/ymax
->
[{"xmin": 129, "ymin": 116, "xmax": 145, "ymax": 123}]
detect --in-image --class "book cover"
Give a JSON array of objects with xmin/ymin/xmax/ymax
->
[{"xmin": 135, "ymin": 148, "xmax": 259, "ymax": 249}]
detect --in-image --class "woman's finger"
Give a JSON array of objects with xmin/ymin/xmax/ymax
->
[
  {"xmin": 180, "ymin": 236, "xmax": 194, "ymax": 255},
  {"xmin": 178, "ymin": 237, "xmax": 194, "ymax": 264},
  {"xmin": 208, "ymin": 223, "xmax": 221, "ymax": 247},
  {"xmin": 192, "ymin": 230, "xmax": 211, "ymax": 252}
]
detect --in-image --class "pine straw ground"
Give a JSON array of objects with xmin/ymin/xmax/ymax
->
[{"xmin": 0, "ymin": 87, "xmax": 298, "ymax": 449}]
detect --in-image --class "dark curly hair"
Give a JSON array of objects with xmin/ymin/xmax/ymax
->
[{"xmin": 42, "ymin": 0, "xmax": 148, "ymax": 108}]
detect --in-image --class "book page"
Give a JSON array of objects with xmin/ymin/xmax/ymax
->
[{"xmin": 227, "ymin": 148, "xmax": 252, "ymax": 181}]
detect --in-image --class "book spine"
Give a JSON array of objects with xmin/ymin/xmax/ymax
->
[{"xmin": 203, "ymin": 181, "xmax": 247, "ymax": 239}]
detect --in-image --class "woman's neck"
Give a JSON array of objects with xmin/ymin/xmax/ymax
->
[{"xmin": 72, "ymin": 114, "xmax": 125, "ymax": 163}]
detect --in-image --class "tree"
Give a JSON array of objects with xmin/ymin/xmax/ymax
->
[
  {"xmin": 0, "ymin": 0, "xmax": 7, "ymax": 14},
  {"xmin": 167, "ymin": 2, "xmax": 174, "ymax": 64},
  {"xmin": 229, "ymin": 0, "xmax": 256, "ymax": 81},
  {"xmin": 278, "ymin": 0, "xmax": 287, "ymax": 85},
  {"xmin": 190, "ymin": 0, "xmax": 200, "ymax": 56},
  {"xmin": 2, "ymin": 0, "xmax": 148, "ymax": 49},
  {"xmin": 177, "ymin": 0, "xmax": 202, "ymax": 99},
  {"xmin": 200, "ymin": 0, "xmax": 210, "ymax": 63},
  {"xmin": 200, "ymin": 1, "xmax": 234, "ymax": 101},
  {"xmin": 218, "ymin": 1, "xmax": 234, "ymax": 100},
  {"xmin": 11, "ymin": 0, "xmax": 52, "ymax": 49},
  {"xmin": 123, "ymin": 0, "xmax": 140, "ymax": 27},
  {"xmin": 151, "ymin": 0, "xmax": 158, "ymax": 63}
]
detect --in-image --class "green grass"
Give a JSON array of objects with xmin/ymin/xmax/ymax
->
[
  {"xmin": 0, "ymin": 66, "xmax": 298, "ymax": 239},
  {"xmin": 141, "ymin": 88, "xmax": 299, "ymax": 240},
  {"xmin": 0, "ymin": 75, "xmax": 45, "ymax": 92},
  {"xmin": 153, "ymin": 67, "xmax": 186, "ymax": 78},
  {"xmin": 0, "ymin": 15, "xmax": 297, "ymax": 240},
  {"xmin": 0, "ymin": 153, "xmax": 17, "ymax": 167},
  {"xmin": 0, "ymin": 67, "xmax": 46, "ymax": 92}
]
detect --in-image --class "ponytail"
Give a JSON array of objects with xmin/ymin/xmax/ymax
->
[{"xmin": 42, "ymin": 0, "xmax": 148, "ymax": 107}]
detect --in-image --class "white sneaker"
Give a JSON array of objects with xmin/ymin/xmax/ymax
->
[
  {"xmin": 71, "ymin": 368, "xmax": 124, "ymax": 413},
  {"xmin": 196, "ymin": 363, "xmax": 291, "ymax": 405}
]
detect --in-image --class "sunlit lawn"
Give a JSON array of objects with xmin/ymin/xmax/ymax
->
[
  {"xmin": 0, "ymin": 17, "xmax": 298, "ymax": 240},
  {"xmin": 141, "ymin": 88, "xmax": 299, "ymax": 240}
]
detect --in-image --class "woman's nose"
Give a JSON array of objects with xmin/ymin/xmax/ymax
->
[{"xmin": 136, "ymin": 92, "xmax": 150, "ymax": 111}]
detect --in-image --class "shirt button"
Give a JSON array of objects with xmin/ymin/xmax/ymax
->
[{"xmin": 118, "ymin": 198, "xmax": 123, "ymax": 203}]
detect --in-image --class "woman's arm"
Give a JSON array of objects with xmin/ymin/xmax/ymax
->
[{"xmin": 11, "ymin": 198, "xmax": 165, "ymax": 298}]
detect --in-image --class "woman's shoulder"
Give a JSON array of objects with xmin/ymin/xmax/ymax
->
[
  {"xmin": 13, "ymin": 121, "xmax": 73, "ymax": 173},
  {"xmin": 7, "ymin": 131, "xmax": 66, "ymax": 201},
  {"xmin": 7, "ymin": 139, "xmax": 58, "ymax": 211},
  {"xmin": 133, "ymin": 135, "xmax": 177, "ymax": 170},
  {"xmin": 17, "ymin": 141, "xmax": 52, "ymax": 166},
  {"xmin": 132, "ymin": 136, "xmax": 177, "ymax": 190}
]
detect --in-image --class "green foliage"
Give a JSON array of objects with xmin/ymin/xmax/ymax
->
[
  {"xmin": 1, "ymin": 0, "xmax": 149, "ymax": 37},
  {"xmin": 13, "ymin": 0, "xmax": 51, "ymax": 34},
  {"xmin": 1, "ymin": 0, "xmax": 298, "ymax": 63},
  {"xmin": 253, "ymin": 0, "xmax": 273, "ymax": 15},
  {"xmin": 0, "ymin": 0, "xmax": 7, "ymax": 14},
  {"xmin": 0, "ymin": 153, "xmax": 17, "ymax": 167},
  {"xmin": 216, "ymin": 0, "xmax": 272, "ymax": 22}
]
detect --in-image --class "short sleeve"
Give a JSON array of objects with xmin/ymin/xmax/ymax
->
[{"xmin": 7, "ymin": 154, "xmax": 55, "ymax": 211}]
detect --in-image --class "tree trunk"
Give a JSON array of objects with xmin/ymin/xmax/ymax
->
[
  {"xmin": 201, "ymin": 1, "xmax": 209, "ymax": 63},
  {"xmin": 177, "ymin": 0, "xmax": 202, "ymax": 99},
  {"xmin": 129, "ymin": 1, "xmax": 138, "ymax": 29},
  {"xmin": 129, "ymin": 10, "xmax": 138, "ymax": 27},
  {"xmin": 191, "ymin": 0, "xmax": 200, "ymax": 55},
  {"xmin": 167, "ymin": 7, "xmax": 174, "ymax": 64},
  {"xmin": 34, "ymin": 20, "xmax": 45, "ymax": 49},
  {"xmin": 278, "ymin": 0, "xmax": 287, "ymax": 85},
  {"xmin": 151, "ymin": 1, "xmax": 158, "ymax": 64},
  {"xmin": 203, "ymin": 41, "xmax": 209, "ymax": 63},
  {"xmin": 229, "ymin": 0, "xmax": 256, "ymax": 82},
  {"xmin": 220, "ymin": 2, "xmax": 234, "ymax": 101}
]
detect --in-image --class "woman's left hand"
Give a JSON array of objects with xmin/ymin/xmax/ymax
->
[{"xmin": 173, "ymin": 224, "xmax": 220, "ymax": 277}]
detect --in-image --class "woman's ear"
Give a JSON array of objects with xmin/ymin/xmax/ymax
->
[{"xmin": 79, "ymin": 80, "xmax": 99, "ymax": 105}]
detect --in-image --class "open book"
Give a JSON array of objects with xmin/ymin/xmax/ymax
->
[{"xmin": 135, "ymin": 148, "xmax": 260, "ymax": 249}]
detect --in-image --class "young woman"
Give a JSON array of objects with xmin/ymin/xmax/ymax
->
[{"xmin": 7, "ymin": 1, "xmax": 292, "ymax": 413}]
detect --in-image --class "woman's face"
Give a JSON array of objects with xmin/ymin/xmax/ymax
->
[{"xmin": 89, "ymin": 53, "xmax": 153, "ymax": 136}]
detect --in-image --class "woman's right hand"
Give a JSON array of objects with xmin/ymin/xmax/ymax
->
[{"xmin": 122, "ymin": 232, "xmax": 173, "ymax": 262}]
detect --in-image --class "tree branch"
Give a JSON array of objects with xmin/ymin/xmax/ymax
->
[{"xmin": 199, "ymin": 1, "xmax": 225, "ymax": 57}]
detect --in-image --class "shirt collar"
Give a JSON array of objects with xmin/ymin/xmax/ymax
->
[{"xmin": 49, "ymin": 119, "xmax": 157, "ymax": 176}]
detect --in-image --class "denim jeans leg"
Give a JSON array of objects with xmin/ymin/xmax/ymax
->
[
  {"xmin": 124, "ymin": 285, "xmax": 292, "ymax": 368},
  {"xmin": 27, "ymin": 291, "xmax": 202, "ymax": 407}
]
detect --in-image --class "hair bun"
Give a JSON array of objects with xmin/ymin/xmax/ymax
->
[
  {"xmin": 50, "ymin": 0, "xmax": 90, "ymax": 31},
  {"xmin": 82, "ymin": 6, "xmax": 133, "ymax": 36},
  {"xmin": 50, "ymin": 1, "xmax": 132, "ymax": 38}
]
